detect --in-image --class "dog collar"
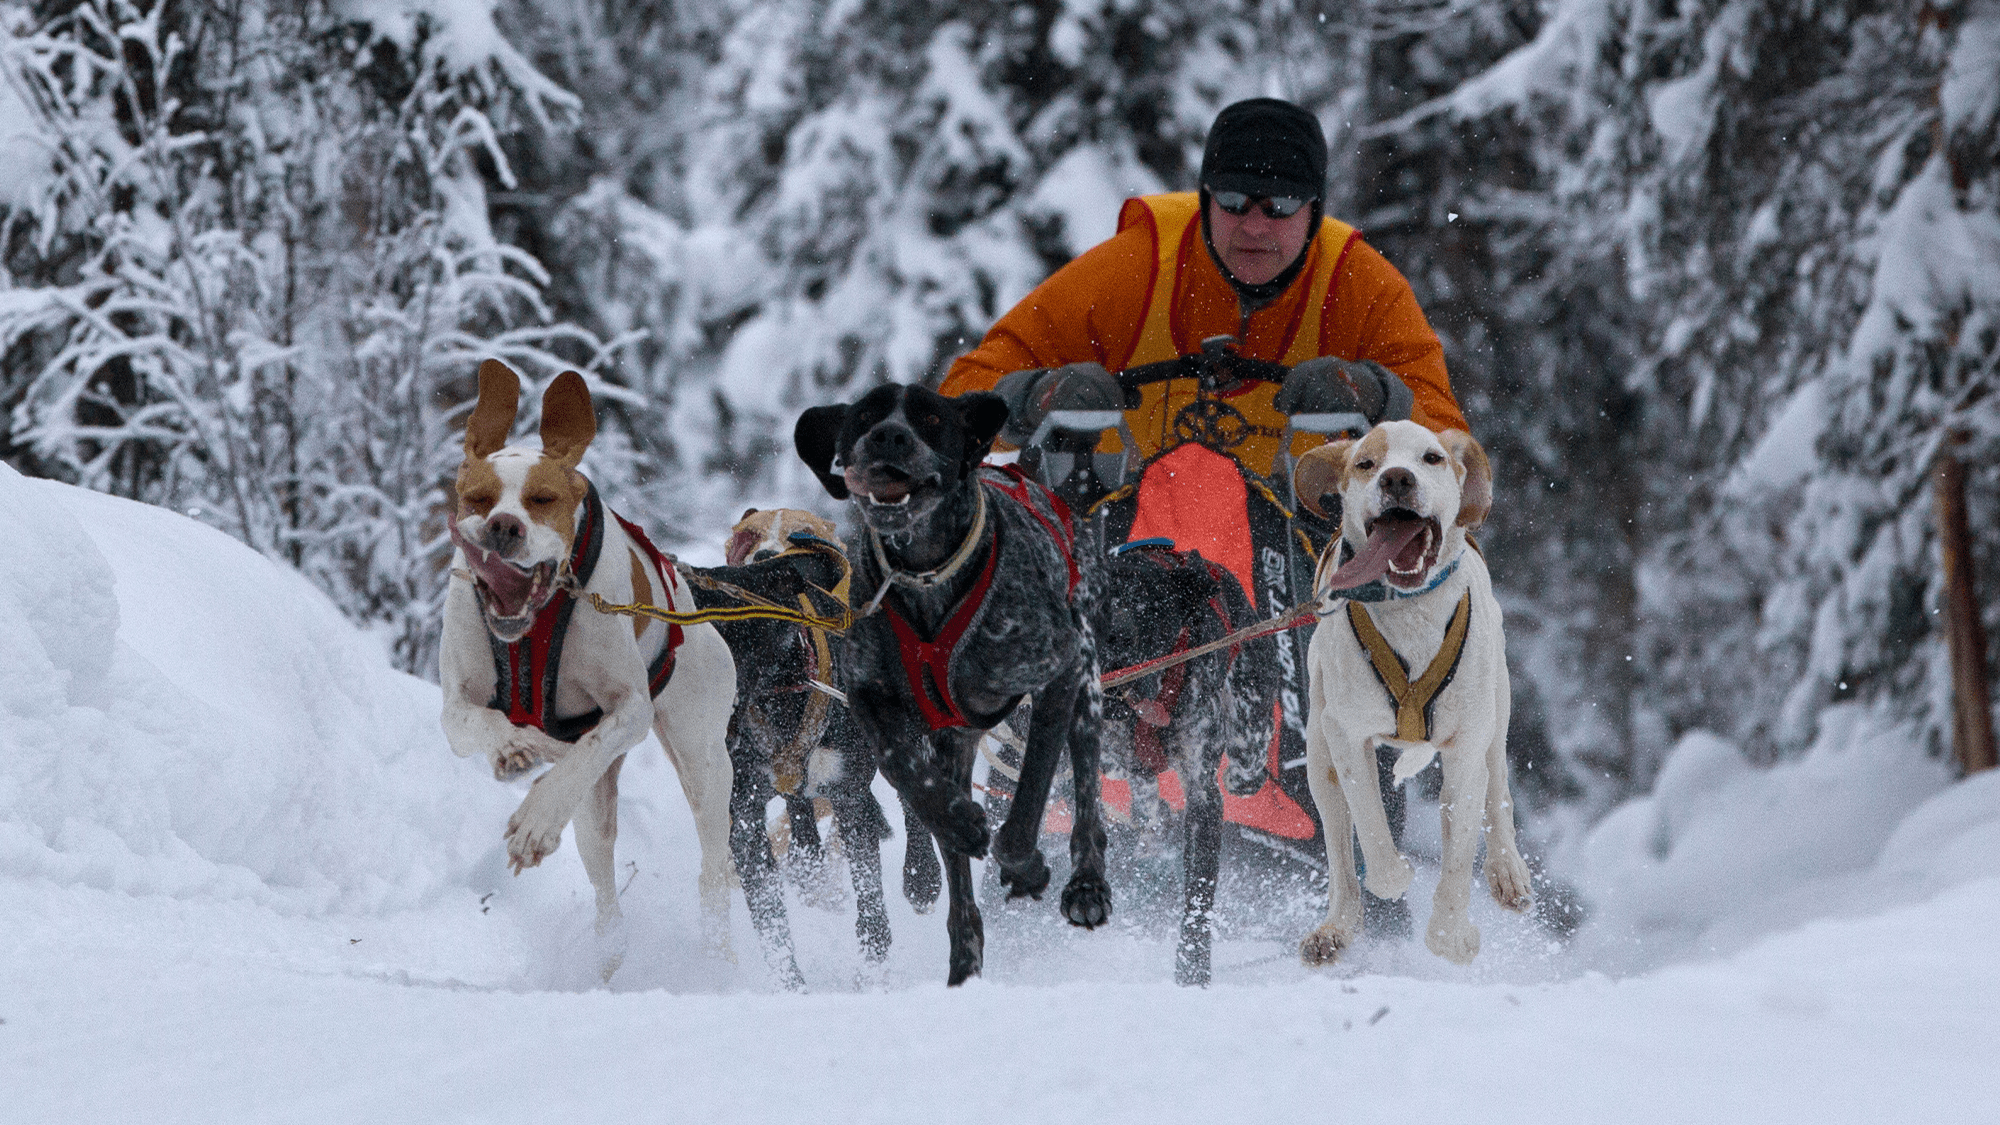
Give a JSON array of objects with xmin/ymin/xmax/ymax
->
[{"xmin": 869, "ymin": 484, "xmax": 989, "ymax": 592}]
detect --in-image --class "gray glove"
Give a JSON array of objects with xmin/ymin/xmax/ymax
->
[
  {"xmin": 1272, "ymin": 357, "xmax": 1413, "ymax": 424},
  {"xmin": 993, "ymin": 361, "xmax": 1122, "ymax": 445}
]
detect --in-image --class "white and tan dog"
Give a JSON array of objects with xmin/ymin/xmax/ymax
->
[
  {"xmin": 440, "ymin": 359, "xmax": 737, "ymax": 978},
  {"xmin": 1291, "ymin": 420, "xmax": 1532, "ymax": 965}
]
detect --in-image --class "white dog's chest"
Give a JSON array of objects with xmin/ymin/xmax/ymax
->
[{"xmin": 1315, "ymin": 573, "xmax": 1500, "ymax": 750}]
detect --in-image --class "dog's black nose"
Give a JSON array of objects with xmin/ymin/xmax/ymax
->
[
  {"xmin": 484, "ymin": 514, "xmax": 526, "ymax": 557},
  {"xmin": 1379, "ymin": 467, "xmax": 1418, "ymax": 505},
  {"xmin": 863, "ymin": 422, "xmax": 916, "ymax": 457}
]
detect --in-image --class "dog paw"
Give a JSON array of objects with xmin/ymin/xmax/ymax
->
[
  {"xmin": 491, "ymin": 745, "xmax": 540, "ymax": 781},
  {"xmin": 1485, "ymin": 848, "xmax": 1534, "ymax": 913},
  {"xmin": 1060, "ymin": 872, "xmax": 1113, "ymax": 930},
  {"xmin": 903, "ymin": 852, "xmax": 941, "ymax": 914},
  {"xmin": 947, "ymin": 912, "xmax": 984, "ymax": 986},
  {"xmin": 1362, "ymin": 854, "xmax": 1414, "ymax": 900},
  {"xmin": 1298, "ymin": 922, "xmax": 1355, "ymax": 967},
  {"xmin": 504, "ymin": 799, "xmax": 567, "ymax": 873},
  {"xmin": 997, "ymin": 849, "xmax": 1051, "ymax": 901},
  {"xmin": 594, "ymin": 912, "xmax": 628, "ymax": 984},
  {"xmin": 856, "ymin": 912, "xmax": 892, "ymax": 964},
  {"xmin": 933, "ymin": 795, "xmax": 990, "ymax": 859},
  {"xmin": 1425, "ymin": 913, "xmax": 1480, "ymax": 965}
]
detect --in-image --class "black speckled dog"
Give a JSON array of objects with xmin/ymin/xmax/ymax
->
[
  {"xmin": 1096, "ymin": 541, "xmax": 1278, "ymax": 986},
  {"xmin": 795, "ymin": 384, "xmax": 1112, "ymax": 985}
]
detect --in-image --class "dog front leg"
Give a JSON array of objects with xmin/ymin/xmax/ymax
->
[
  {"xmin": 828, "ymin": 783, "xmax": 893, "ymax": 963},
  {"xmin": 505, "ymin": 686, "xmax": 652, "ymax": 874},
  {"xmin": 726, "ymin": 735, "xmax": 804, "ymax": 991},
  {"xmin": 991, "ymin": 685, "xmax": 1072, "ymax": 901},
  {"xmin": 1330, "ymin": 732, "xmax": 1413, "ymax": 901},
  {"xmin": 1301, "ymin": 677, "xmax": 1365, "ymax": 965},
  {"xmin": 899, "ymin": 794, "xmax": 942, "ymax": 913},
  {"xmin": 857, "ymin": 690, "xmax": 988, "ymax": 859},
  {"xmin": 1175, "ymin": 747, "xmax": 1224, "ymax": 985}
]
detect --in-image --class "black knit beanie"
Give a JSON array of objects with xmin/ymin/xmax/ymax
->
[{"xmin": 1200, "ymin": 98, "xmax": 1328, "ymax": 201}]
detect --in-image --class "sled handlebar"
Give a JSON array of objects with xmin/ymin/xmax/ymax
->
[{"xmin": 1114, "ymin": 334, "xmax": 1291, "ymax": 406}]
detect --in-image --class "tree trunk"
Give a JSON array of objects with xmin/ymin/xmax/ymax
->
[{"xmin": 1935, "ymin": 434, "xmax": 1997, "ymax": 775}]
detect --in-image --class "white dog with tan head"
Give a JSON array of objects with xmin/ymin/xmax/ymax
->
[
  {"xmin": 440, "ymin": 359, "xmax": 737, "ymax": 979},
  {"xmin": 1291, "ymin": 420, "xmax": 1532, "ymax": 965}
]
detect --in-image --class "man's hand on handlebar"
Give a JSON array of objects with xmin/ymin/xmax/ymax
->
[
  {"xmin": 994, "ymin": 362, "xmax": 1123, "ymax": 446},
  {"xmin": 1272, "ymin": 357, "xmax": 1414, "ymax": 424}
]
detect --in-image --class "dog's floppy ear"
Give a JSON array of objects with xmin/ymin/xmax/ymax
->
[
  {"xmin": 1440, "ymin": 429, "xmax": 1491, "ymax": 528},
  {"xmin": 539, "ymin": 371, "xmax": 597, "ymax": 467},
  {"xmin": 1293, "ymin": 439, "xmax": 1354, "ymax": 520},
  {"xmin": 794, "ymin": 405, "xmax": 851, "ymax": 499},
  {"xmin": 465, "ymin": 359, "xmax": 521, "ymax": 460},
  {"xmin": 955, "ymin": 391, "xmax": 1009, "ymax": 475}
]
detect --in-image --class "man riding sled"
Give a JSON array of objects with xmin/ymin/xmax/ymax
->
[{"xmin": 940, "ymin": 96, "xmax": 1471, "ymax": 841}]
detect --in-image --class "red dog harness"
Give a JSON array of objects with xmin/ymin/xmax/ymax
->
[
  {"xmin": 884, "ymin": 465, "xmax": 1078, "ymax": 731},
  {"xmin": 488, "ymin": 483, "xmax": 683, "ymax": 743}
]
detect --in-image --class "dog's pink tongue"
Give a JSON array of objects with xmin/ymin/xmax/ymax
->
[
  {"xmin": 1321, "ymin": 518, "xmax": 1425, "ymax": 592},
  {"xmin": 451, "ymin": 521, "xmax": 535, "ymax": 615}
]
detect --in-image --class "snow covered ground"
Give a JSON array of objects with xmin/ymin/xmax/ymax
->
[{"xmin": 4, "ymin": 462, "xmax": 1998, "ymax": 1123}]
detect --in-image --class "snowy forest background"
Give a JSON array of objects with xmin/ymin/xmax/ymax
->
[{"xmin": 1, "ymin": 0, "xmax": 1995, "ymax": 838}]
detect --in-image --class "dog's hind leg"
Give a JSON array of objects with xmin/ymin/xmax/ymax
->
[
  {"xmin": 1481, "ymin": 666, "xmax": 1533, "ymax": 914},
  {"xmin": 573, "ymin": 754, "xmax": 629, "ymax": 982},
  {"xmin": 726, "ymin": 742, "xmax": 804, "ymax": 991},
  {"xmin": 1427, "ymin": 734, "xmax": 1492, "ymax": 965},
  {"xmin": 655, "ymin": 639, "xmax": 739, "ymax": 962}
]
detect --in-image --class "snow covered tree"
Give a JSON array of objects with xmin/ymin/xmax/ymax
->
[
  {"xmin": 1406, "ymin": 0, "xmax": 2000, "ymax": 806},
  {"xmin": 0, "ymin": 0, "xmax": 597, "ymax": 673}
]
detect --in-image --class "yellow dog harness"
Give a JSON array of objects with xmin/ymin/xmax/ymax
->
[{"xmin": 1346, "ymin": 590, "xmax": 1473, "ymax": 742}]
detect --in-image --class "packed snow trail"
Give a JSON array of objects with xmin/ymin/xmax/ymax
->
[{"xmin": 3, "ymin": 464, "xmax": 1997, "ymax": 1122}]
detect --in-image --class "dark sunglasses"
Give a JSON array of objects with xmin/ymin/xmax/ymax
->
[{"xmin": 1209, "ymin": 189, "xmax": 1311, "ymax": 219}]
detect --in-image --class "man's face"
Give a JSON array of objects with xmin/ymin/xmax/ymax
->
[{"xmin": 1207, "ymin": 193, "xmax": 1313, "ymax": 285}]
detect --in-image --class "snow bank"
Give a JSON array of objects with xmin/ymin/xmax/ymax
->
[
  {"xmin": 1566, "ymin": 708, "xmax": 1980, "ymax": 972},
  {"xmin": 0, "ymin": 464, "xmax": 506, "ymax": 915}
]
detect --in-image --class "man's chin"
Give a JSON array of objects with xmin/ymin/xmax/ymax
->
[{"xmin": 1222, "ymin": 253, "xmax": 1286, "ymax": 284}]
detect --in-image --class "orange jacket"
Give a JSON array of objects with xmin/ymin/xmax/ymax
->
[{"xmin": 941, "ymin": 193, "xmax": 1466, "ymax": 477}]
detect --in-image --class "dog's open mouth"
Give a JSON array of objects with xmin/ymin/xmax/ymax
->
[
  {"xmin": 1366, "ymin": 509, "xmax": 1443, "ymax": 589},
  {"xmin": 451, "ymin": 521, "xmax": 562, "ymax": 637},
  {"xmin": 846, "ymin": 465, "xmax": 940, "ymax": 510}
]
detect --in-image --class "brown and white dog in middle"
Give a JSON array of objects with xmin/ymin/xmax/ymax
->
[
  {"xmin": 1290, "ymin": 420, "xmax": 1532, "ymax": 965},
  {"xmin": 440, "ymin": 359, "xmax": 737, "ymax": 979}
]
